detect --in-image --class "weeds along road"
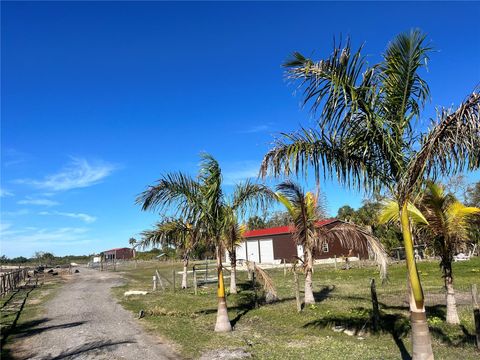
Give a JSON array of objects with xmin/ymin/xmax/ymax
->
[{"xmin": 16, "ymin": 267, "xmax": 179, "ymax": 360}]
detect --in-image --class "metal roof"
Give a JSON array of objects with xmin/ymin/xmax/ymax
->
[{"xmin": 244, "ymin": 218, "xmax": 338, "ymax": 238}]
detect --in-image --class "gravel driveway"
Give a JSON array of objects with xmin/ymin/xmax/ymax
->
[{"xmin": 16, "ymin": 267, "xmax": 179, "ymax": 360}]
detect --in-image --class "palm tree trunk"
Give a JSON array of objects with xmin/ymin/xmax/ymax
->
[
  {"xmin": 304, "ymin": 248, "xmax": 315, "ymax": 305},
  {"xmin": 215, "ymin": 245, "xmax": 232, "ymax": 332},
  {"xmin": 182, "ymin": 256, "xmax": 188, "ymax": 289},
  {"xmin": 444, "ymin": 263, "xmax": 460, "ymax": 324},
  {"xmin": 229, "ymin": 251, "xmax": 237, "ymax": 294},
  {"xmin": 401, "ymin": 203, "xmax": 434, "ymax": 360}
]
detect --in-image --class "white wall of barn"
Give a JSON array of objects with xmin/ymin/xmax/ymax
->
[{"xmin": 225, "ymin": 238, "xmax": 276, "ymax": 264}]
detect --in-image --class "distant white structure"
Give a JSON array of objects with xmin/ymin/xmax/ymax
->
[{"xmin": 92, "ymin": 256, "xmax": 101, "ymax": 263}]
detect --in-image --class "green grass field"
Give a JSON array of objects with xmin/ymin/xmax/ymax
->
[{"xmin": 113, "ymin": 258, "xmax": 480, "ymax": 359}]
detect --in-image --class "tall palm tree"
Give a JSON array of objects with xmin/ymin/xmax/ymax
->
[
  {"xmin": 419, "ymin": 182, "xmax": 480, "ymax": 324},
  {"xmin": 140, "ymin": 218, "xmax": 200, "ymax": 289},
  {"xmin": 276, "ymin": 181, "xmax": 388, "ymax": 305},
  {"xmin": 136, "ymin": 153, "xmax": 272, "ymax": 332},
  {"xmin": 260, "ymin": 30, "xmax": 480, "ymax": 359}
]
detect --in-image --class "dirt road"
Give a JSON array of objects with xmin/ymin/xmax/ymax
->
[{"xmin": 15, "ymin": 267, "xmax": 179, "ymax": 360}]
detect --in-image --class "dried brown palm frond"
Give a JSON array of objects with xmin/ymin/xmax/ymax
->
[
  {"xmin": 245, "ymin": 261, "xmax": 278, "ymax": 300},
  {"xmin": 320, "ymin": 221, "xmax": 388, "ymax": 282}
]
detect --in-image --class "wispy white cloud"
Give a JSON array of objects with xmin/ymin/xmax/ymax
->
[
  {"xmin": 2, "ymin": 148, "xmax": 29, "ymax": 168},
  {"xmin": 0, "ymin": 224, "xmax": 93, "ymax": 256},
  {"xmin": 223, "ymin": 161, "xmax": 261, "ymax": 185},
  {"xmin": 1, "ymin": 209, "xmax": 30, "ymax": 217},
  {"xmin": 0, "ymin": 188, "xmax": 14, "ymax": 197},
  {"xmin": 17, "ymin": 198, "xmax": 59, "ymax": 206},
  {"xmin": 0, "ymin": 222, "xmax": 12, "ymax": 232},
  {"xmin": 238, "ymin": 124, "xmax": 272, "ymax": 134},
  {"xmin": 15, "ymin": 157, "xmax": 115, "ymax": 192},
  {"xmin": 39, "ymin": 211, "xmax": 97, "ymax": 224}
]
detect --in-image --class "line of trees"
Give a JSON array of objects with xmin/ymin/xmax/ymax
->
[{"xmin": 135, "ymin": 30, "xmax": 479, "ymax": 360}]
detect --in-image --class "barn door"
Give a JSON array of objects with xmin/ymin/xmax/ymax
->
[
  {"xmin": 259, "ymin": 239, "xmax": 274, "ymax": 263},
  {"xmin": 247, "ymin": 240, "xmax": 260, "ymax": 263}
]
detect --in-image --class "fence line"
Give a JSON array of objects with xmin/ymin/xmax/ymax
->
[{"xmin": 0, "ymin": 268, "xmax": 30, "ymax": 297}]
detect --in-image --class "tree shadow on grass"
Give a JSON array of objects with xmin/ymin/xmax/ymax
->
[
  {"xmin": 194, "ymin": 289, "xmax": 296, "ymax": 328},
  {"xmin": 303, "ymin": 308, "xmax": 412, "ymax": 360},
  {"xmin": 313, "ymin": 285, "xmax": 335, "ymax": 302}
]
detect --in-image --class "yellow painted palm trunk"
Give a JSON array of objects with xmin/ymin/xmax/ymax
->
[
  {"xmin": 400, "ymin": 202, "xmax": 433, "ymax": 360},
  {"xmin": 214, "ymin": 245, "xmax": 232, "ymax": 332}
]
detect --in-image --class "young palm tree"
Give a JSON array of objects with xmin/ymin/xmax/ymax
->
[
  {"xmin": 136, "ymin": 153, "xmax": 272, "ymax": 332},
  {"xmin": 140, "ymin": 218, "xmax": 200, "ymax": 289},
  {"xmin": 260, "ymin": 30, "xmax": 480, "ymax": 359},
  {"xmin": 222, "ymin": 208, "xmax": 246, "ymax": 294},
  {"xmin": 275, "ymin": 181, "xmax": 324, "ymax": 304},
  {"xmin": 276, "ymin": 180, "xmax": 388, "ymax": 305},
  {"xmin": 419, "ymin": 182, "xmax": 480, "ymax": 324}
]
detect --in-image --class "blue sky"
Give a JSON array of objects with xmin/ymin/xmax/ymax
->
[{"xmin": 1, "ymin": 2, "xmax": 479, "ymax": 257}]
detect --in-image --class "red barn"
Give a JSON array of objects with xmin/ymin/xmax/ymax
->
[
  {"xmin": 231, "ymin": 219, "xmax": 369, "ymax": 264},
  {"xmin": 103, "ymin": 248, "xmax": 135, "ymax": 260}
]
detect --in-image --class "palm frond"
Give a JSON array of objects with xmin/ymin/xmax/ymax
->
[
  {"xmin": 378, "ymin": 29, "xmax": 431, "ymax": 137},
  {"xmin": 400, "ymin": 92, "xmax": 480, "ymax": 201},
  {"xmin": 378, "ymin": 199, "xmax": 428, "ymax": 225},
  {"xmin": 260, "ymin": 127, "xmax": 394, "ymax": 193},
  {"xmin": 322, "ymin": 221, "xmax": 388, "ymax": 281},
  {"xmin": 135, "ymin": 172, "xmax": 201, "ymax": 217},
  {"xmin": 445, "ymin": 202, "xmax": 480, "ymax": 238},
  {"xmin": 231, "ymin": 180, "xmax": 275, "ymax": 215},
  {"xmin": 245, "ymin": 261, "xmax": 278, "ymax": 299}
]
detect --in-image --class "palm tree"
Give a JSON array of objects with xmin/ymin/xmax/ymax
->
[
  {"xmin": 222, "ymin": 207, "xmax": 245, "ymax": 294},
  {"xmin": 260, "ymin": 30, "xmax": 480, "ymax": 359},
  {"xmin": 136, "ymin": 153, "xmax": 272, "ymax": 332},
  {"xmin": 276, "ymin": 180, "xmax": 388, "ymax": 305},
  {"xmin": 140, "ymin": 218, "xmax": 200, "ymax": 289},
  {"xmin": 275, "ymin": 181, "xmax": 325, "ymax": 304},
  {"xmin": 129, "ymin": 237, "xmax": 138, "ymax": 268},
  {"xmin": 419, "ymin": 182, "xmax": 480, "ymax": 324}
]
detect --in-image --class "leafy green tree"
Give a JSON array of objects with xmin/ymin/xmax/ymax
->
[
  {"xmin": 336, "ymin": 205, "xmax": 355, "ymax": 222},
  {"xmin": 261, "ymin": 30, "xmax": 480, "ymax": 359},
  {"xmin": 265, "ymin": 211, "xmax": 292, "ymax": 227},
  {"xmin": 465, "ymin": 181, "xmax": 480, "ymax": 207},
  {"xmin": 247, "ymin": 215, "xmax": 267, "ymax": 230},
  {"xmin": 137, "ymin": 153, "xmax": 273, "ymax": 332}
]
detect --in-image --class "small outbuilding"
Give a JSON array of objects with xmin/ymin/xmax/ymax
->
[
  {"xmin": 103, "ymin": 247, "xmax": 135, "ymax": 260},
  {"xmin": 230, "ymin": 219, "xmax": 370, "ymax": 264}
]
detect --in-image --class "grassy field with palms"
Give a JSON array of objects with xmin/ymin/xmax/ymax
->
[{"xmin": 113, "ymin": 258, "xmax": 480, "ymax": 359}]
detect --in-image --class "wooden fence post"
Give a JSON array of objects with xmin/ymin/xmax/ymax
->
[
  {"xmin": 472, "ymin": 284, "xmax": 480, "ymax": 350},
  {"xmin": 294, "ymin": 270, "xmax": 301, "ymax": 312},
  {"xmin": 193, "ymin": 266, "xmax": 198, "ymax": 295},
  {"xmin": 370, "ymin": 278, "xmax": 380, "ymax": 332},
  {"xmin": 204, "ymin": 258, "xmax": 208, "ymax": 282},
  {"xmin": 172, "ymin": 269, "xmax": 176, "ymax": 293},
  {"xmin": 252, "ymin": 268, "xmax": 258, "ymax": 309},
  {"xmin": 155, "ymin": 269, "xmax": 165, "ymax": 290}
]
